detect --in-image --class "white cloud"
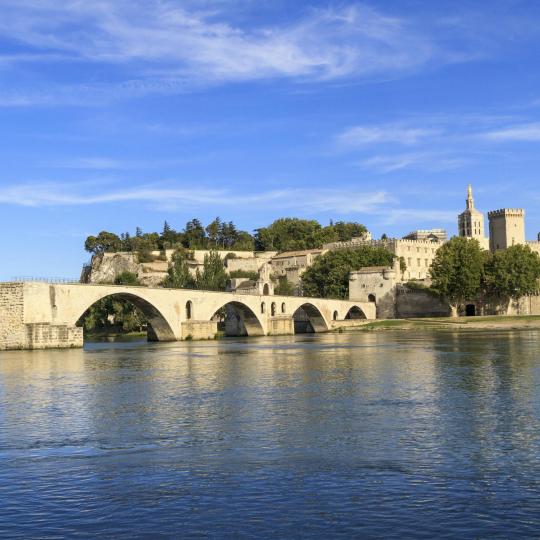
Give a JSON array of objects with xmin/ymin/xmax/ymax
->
[
  {"xmin": 0, "ymin": 181, "xmax": 391, "ymax": 213},
  {"xmin": 479, "ymin": 123, "xmax": 540, "ymax": 142},
  {"xmin": 0, "ymin": 1, "xmax": 478, "ymax": 105},
  {"xmin": 359, "ymin": 152, "xmax": 468, "ymax": 173},
  {"xmin": 337, "ymin": 125, "xmax": 439, "ymax": 147}
]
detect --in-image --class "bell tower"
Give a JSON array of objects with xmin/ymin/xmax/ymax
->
[{"xmin": 458, "ymin": 185, "xmax": 488, "ymax": 249}]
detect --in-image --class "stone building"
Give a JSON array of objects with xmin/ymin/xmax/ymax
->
[
  {"xmin": 403, "ymin": 229, "xmax": 447, "ymax": 242},
  {"xmin": 458, "ymin": 185, "xmax": 490, "ymax": 250},
  {"xmin": 323, "ymin": 237, "xmax": 442, "ymax": 281},
  {"xmin": 488, "ymin": 209, "xmax": 526, "ymax": 251},
  {"xmin": 270, "ymin": 248, "xmax": 326, "ymax": 286}
]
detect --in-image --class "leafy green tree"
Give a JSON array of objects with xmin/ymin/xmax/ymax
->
[
  {"xmin": 229, "ymin": 269, "xmax": 260, "ymax": 281},
  {"xmin": 429, "ymin": 237, "xmax": 485, "ymax": 316},
  {"xmin": 183, "ymin": 219, "xmax": 207, "ymax": 249},
  {"xmin": 484, "ymin": 244, "xmax": 540, "ymax": 301},
  {"xmin": 163, "ymin": 249, "xmax": 195, "ymax": 289},
  {"xmin": 301, "ymin": 247, "xmax": 395, "ymax": 299},
  {"xmin": 206, "ymin": 217, "xmax": 222, "ymax": 247},
  {"xmin": 255, "ymin": 218, "xmax": 325, "ymax": 251},
  {"xmin": 195, "ymin": 251, "xmax": 228, "ymax": 291},
  {"xmin": 274, "ymin": 276, "xmax": 295, "ymax": 296},
  {"xmin": 84, "ymin": 231, "xmax": 122, "ymax": 254},
  {"xmin": 232, "ymin": 231, "xmax": 255, "ymax": 251},
  {"xmin": 329, "ymin": 221, "xmax": 368, "ymax": 242},
  {"xmin": 114, "ymin": 272, "xmax": 140, "ymax": 285}
]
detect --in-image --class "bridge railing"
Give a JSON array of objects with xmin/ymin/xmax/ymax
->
[{"xmin": 10, "ymin": 276, "xmax": 81, "ymax": 284}]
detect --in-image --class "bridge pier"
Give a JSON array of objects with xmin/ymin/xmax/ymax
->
[{"xmin": 181, "ymin": 320, "xmax": 218, "ymax": 340}]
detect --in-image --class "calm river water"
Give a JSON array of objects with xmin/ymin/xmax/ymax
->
[{"xmin": 1, "ymin": 331, "xmax": 540, "ymax": 538}]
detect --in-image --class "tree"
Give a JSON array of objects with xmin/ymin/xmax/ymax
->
[
  {"xmin": 331, "ymin": 221, "xmax": 368, "ymax": 242},
  {"xmin": 114, "ymin": 272, "xmax": 140, "ymax": 286},
  {"xmin": 484, "ymin": 244, "xmax": 540, "ymax": 302},
  {"xmin": 206, "ymin": 217, "xmax": 221, "ymax": 247},
  {"xmin": 195, "ymin": 251, "xmax": 228, "ymax": 291},
  {"xmin": 84, "ymin": 231, "xmax": 122, "ymax": 254},
  {"xmin": 255, "ymin": 218, "xmax": 325, "ymax": 251},
  {"xmin": 301, "ymin": 246, "xmax": 395, "ymax": 299},
  {"xmin": 274, "ymin": 276, "xmax": 295, "ymax": 296},
  {"xmin": 183, "ymin": 219, "xmax": 206, "ymax": 249},
  {"xmin": 163, "ymin": 249, "xmax": 195, "ymax": 289},
  {"xmin": 429, "ymin": 237, "xmax": 485, "ymax": 316}
]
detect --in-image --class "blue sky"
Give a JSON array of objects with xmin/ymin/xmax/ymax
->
[{"xmin": 1, "ymin": 0, "xmax": 540, "ymax": 279}]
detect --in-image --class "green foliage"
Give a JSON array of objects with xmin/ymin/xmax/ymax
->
[
  {"xmin": 404, "ymin": 280, "xmax": 440, "ymax": 298},
  {"xmin": 114, "ymin": 272, "xmax": 140, "ymax": 285},
  {"xmin": 429, "ymin": 237, "xmax": 485, "ymax": 311},
  {"xmin": 84, "ymin": 231, "xmax": 122, "ymax": 254},
  {"xmin": 80, "ymin": 296, "xmax": 146, "ymax": 333},
  {"xmin": 229, "ymin": 269, "xmax": 260, "ymax": 281},
  {"xmin": 163, "ymin": 249, "xmax": 195, "ymax": 289},
  {"xmin": 274, "ymin": 276, "xmax": 295, "ymax": 296},
  {"xmin": 301, "ymin": 246, "xmax": 395, "ymax": 299},
  {"xmin": 484, "ymin": 244, "xmax": 540, "ymax": 300},
  {"xmin": 195, "ymin": 251, "xmax": 228, "ymax": 291},
  {"xmin": 255, "ymin": 218, "xmax": 367, "ymax": 252},
  {"xmin": 85, "ymin": 217, "xmax": 364, "ymax": 255}
]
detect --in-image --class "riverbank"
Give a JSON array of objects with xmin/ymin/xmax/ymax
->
[{"xmin": 347, "ymin": 315, "xmax": 540, "ymax": 332}]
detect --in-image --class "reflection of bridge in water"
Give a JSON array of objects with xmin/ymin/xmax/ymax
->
[{"xmin": 0, "ymin": 282, "xmax": 375, "ymax": 350}]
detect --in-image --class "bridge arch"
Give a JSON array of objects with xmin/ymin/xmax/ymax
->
[
  {"xmin": 75, "ymin": 292, "xmax": 177, "ymax": 342},
  {"xmin": 211, "ymin": 300, "xmax": 265, "ymax": 337},
  {"xmin": 292, "ymin": 303, "xmax": 329, "ymax": 333},
  {"xmin": 345, "ymin": 305, "xmax": 367, "ymax": 320}
]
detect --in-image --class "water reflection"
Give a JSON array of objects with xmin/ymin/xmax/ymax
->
[{"xmin": 1, "ymin": 331, "xmax": 540, "ymax": 538}]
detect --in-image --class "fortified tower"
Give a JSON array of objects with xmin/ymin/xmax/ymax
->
[
  {"xmin": 458, "ymin": 185, "xmax": 488, "ymax": 249},
  {"xmin": 488, "ymin": 208, "xmax": 525, "ymax": 251}
]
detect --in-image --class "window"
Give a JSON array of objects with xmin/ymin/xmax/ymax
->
[
  {"xmin": 261, "ymin": 302, "xmax": 265, "ymax": 314},
  {"xmin": 186, "ymin": 301, "xmax": 193, "ymax": 320},
  {"xmin": 281, "ymin": 303, "xmax": 286, "ymax": 314}
]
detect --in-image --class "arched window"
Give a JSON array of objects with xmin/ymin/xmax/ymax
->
[
  {"xmin": 271, "ymin": 302, "xmax": 276, "ymax": 316},
  {"xmin": 333, "ymin": 310, "xmax": 338, "ymax": 321},
  {"xmin": 368, "ymin": 294, "xmax": 376, "ymax": 303},
  {"xmin": 281, "ymin": 302, "xmax": 286, "ymax": 314},
  {"xmin": 263, "ymin": 283, "xmax": 270, "ymax": 296},
  {"xmin": 186, "ymin": 300, "xmax": 193, "ymax": 320},
  {"xmin": 261, "ymin": 302, "xmax": 266, "ymax": 314}
]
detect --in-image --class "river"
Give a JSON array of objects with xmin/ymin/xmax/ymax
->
[{"xmin": 1, "ymin": 330, "xmax": 540, "ymax": 538}]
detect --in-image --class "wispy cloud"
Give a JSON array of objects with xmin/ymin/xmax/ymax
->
[
  {"xmin": 0, "ymin": 181, "xmax": 389, "ymax": 213},
  {"xmin": 337, "ymin": 124, "xmax": 440, "ymax": 148},
  {"xmin": 479, "ymin": 123, "xmax": 540, "ymax": 142},
  {"xmin": 359, "ymin": 152, "xmax": 469, "ymax": 173},
  {"xmin": 0, "ymin": 1, "xmax": 484, "ymax": 105},
  {"xmin": 0, "ymin": 180, "xmax": 459, "ymax": 227}
]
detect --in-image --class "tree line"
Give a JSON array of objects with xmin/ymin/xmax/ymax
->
[
  {"xmin": 84, "ymin": 217, "xmax": 368, "ymax": 256},
  {"xmin": 430, "ymin": 238, "xmax": 540, "ymax": 315}
]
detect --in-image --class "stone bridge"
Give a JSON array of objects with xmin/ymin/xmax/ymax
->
[{"xmin": 0, "ymin": 282, "xmax": 376, "ymax": 350}]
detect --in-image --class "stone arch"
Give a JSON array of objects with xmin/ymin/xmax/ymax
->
[
  {"xmin": 186, "ymin": 300, "xmax": 193, "ymax": 320},
  {"xmin": 345, "ymin": 305, "xmax": 367, "ymax": 320},
  {"xmin": 75, "ymin": 292, "xmax": 176, "ymax": 342},
  {"xmin": 292, "ymin": 303, "xmax": 329, "ymax": 333},
  {"xmin": 211, "ymin": 300, "xmax": 265, "ymax": 337}
]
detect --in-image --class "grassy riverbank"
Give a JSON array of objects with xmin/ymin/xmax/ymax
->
[{"xmin": 348, "ymin": 315, "xmax": 540, "ymax": 332}]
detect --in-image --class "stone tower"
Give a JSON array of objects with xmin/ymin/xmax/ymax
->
[
  {"xmin": 458, "ymin": 185, "xmax": 488, "ymax": 249},
  {"xmin": 488, "ymin": 209, "xmax": 525, "ymax": 251}
]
